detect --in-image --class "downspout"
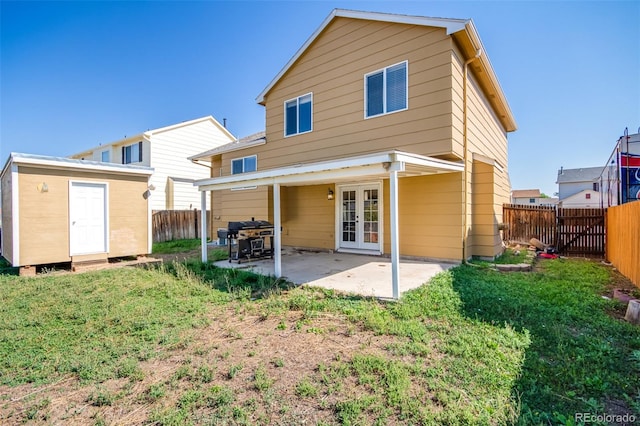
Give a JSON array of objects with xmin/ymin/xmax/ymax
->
[{"xmin": 462, "ymin": 48, "xmax": 482, "ymax": 262}]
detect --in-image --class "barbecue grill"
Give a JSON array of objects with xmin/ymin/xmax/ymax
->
[{"xmin": 226, "ymin": 220, "xmax": 274, "ymax": 263}]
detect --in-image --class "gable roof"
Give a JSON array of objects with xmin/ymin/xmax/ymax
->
[
  {"xmin": 512, "ymin": 189, "xmax": 541, "ymax": 198},
  {"xmin": 256, "ymin": 8, "xmax": 516, "ymax": 132},
  {"xmin": 189, "ymin": 131, "xmax": 266, "ymax": 161},
  {"xmin": 556, "ymin": 166, "xmax": 603, "ymax": 184},
  {"xmin": 71, "ymin": 116, "xmax": 235, "ymax": 158}
]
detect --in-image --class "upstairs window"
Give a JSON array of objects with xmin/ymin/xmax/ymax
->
[
  {"xmin": 231, "ymin": 155, "xmax": 257, "ymax": 175},
  {"xmin": 529, "ymin": 198, "xmax": 535, "ymax": 203},
  {"xmin": 285, "ymin": 93, "xmax": 312, "ymax": 136},
  {"xmin": 122, "ymin": 142, "xmax": 142, "ymax": 164},
  {"xmin": 365, "ymin": 61, "xmax": 408, "ymax": 118},
  {"xmin": 101, "ymin": 150, "xmax": 110, "ymax": 162}
]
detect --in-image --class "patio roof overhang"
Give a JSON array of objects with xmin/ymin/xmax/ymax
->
[
  {"xmin": 193, "ymin": 150, "xmax": 463, "ymax": 191},
  {"xmin": 194, "ymin": 150, "xmax": 464, "ymax": 300}
]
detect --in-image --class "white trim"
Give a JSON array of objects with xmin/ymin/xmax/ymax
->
[
  {"xmin": 195, "ymin": 151, "xmax": 463, "ymax": 192},
  {"xmin": 4, "ymin": 153, "xmax": 153, "ymax": 176},
  {"xmin": 147, "ymin": 176, "xmax": 153, "ymax": 254},
  {"xmin": 364, "ymin": 60, "xmax": 408, "ymax": 119},
  {"xmin": 256, "ymin": 9, "xmax": 468, "ymax": 103},
  {"xmin": 68, "ymin": 180, "xmax": 109, "ymax": 256},
  {"xmin": 389, "ymin": 169, "xmax": 400, "ymax": 299},
  {"xmin": 201, "ymin": 191, "xmax": 208, "ymax": 262},
  {"xmin": 284, "ymin": 92, "xmax": 313, "ymax": 137},
  {"xmin": 273, "ymin": 183, "xmax": 282, "ymax": 277},
  {"xmin": 11, "ymin": 163, "xmax": 20, "ymax": 266}
]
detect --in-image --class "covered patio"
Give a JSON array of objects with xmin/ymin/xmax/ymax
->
[
  {"xmin": 212, "ymin": 247, "xmax": 458, "ymax": 299},
  {"xmin": 195, "ymin": 150, "xmax": 464, "ymax": 299}
]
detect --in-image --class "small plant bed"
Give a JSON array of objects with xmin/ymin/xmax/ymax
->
[{"xmin": 1, "ymin": 258, "xmax": 638, "ymax": 424}]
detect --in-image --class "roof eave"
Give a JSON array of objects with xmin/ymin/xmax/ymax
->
[
  {"xmin": 453, "ymin": 21, "xmax": 517, "ymax": 132},
  {"xmin": 189, "ymin": 138, "xmax": 267, "ymax": 161}
]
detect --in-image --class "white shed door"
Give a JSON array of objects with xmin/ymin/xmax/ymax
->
[{"xmin": 69, "ymin": 182, "xmax": 108, "ymax": 255}]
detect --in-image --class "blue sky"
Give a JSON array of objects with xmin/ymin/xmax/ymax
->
[{"xmin": 1, "ymin": 1, "xmax": 638, "ymax": 196}]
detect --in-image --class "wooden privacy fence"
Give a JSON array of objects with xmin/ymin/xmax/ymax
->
[
  {"xmin": 152, "ymin": 210, "xmax": 211, "ymax": 243},
  {"xmin": 502, "ymin": 204, "xmax": 606, "ymax": 257},
  {"xmin": 606, "ymin": 201, "xmax": 640, "ymax": 287},
  {"xmin": 502, "ymin": 204, "xmax": 556, "ymax": 246}
]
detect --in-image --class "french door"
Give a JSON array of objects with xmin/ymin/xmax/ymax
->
[{"xmin": 339, "ymin": 184, "xmax": 381, "ymax": 252}]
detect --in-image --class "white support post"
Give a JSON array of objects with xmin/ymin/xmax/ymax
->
[
  {"xmin": 200, "ymin": 190, "xmax": 208, "ymax": 263},
  {"xmin": 389, "ymin": 170, "xmax": 400, "ymax": 299},
  {"xmin": 273, "ymin": 183, "xmax": 282, "ymax": 277}
]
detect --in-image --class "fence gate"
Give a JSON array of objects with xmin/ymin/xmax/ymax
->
[
  {"xmin": 502, "ymin": 204, "xmax": 606, "ymax": 258},
  {"xmin": 556, "ymin": 208, "xmax": 606, "ymax": 257}
]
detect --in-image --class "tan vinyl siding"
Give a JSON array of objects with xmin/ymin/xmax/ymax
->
[
  {"xmin": 281, "ymin": 185, "xmax": 335, "ymax": 249},
  {"xmin": 1, "ymin": 169, "xmax": 14, "ymax": 263},
  {"xmin": 15, "ymin": 166, "xmax": 149, "ymax": 266},
  {"xmin": 210, "ymin": 186, "xmax": 270, "ymax": 233},
  {"xmin": 384, "ymin": 174, "xmax": 463, "ymax": 260},
  {"xmin": 259, "ymin": 17, "xmax": 456, "ymax": 169},
  {"xmin": 471, "ymin": 160, "xmax": 502, "ymax": 258}
]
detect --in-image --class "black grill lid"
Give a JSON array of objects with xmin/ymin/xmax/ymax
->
[{"xmin": 228, "ymin": 220, "xmax": 273, "ymax": 231}]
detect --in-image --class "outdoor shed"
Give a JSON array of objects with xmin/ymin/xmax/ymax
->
[{"xmin": 1, "ymin": 153, "xmax": 154, "ymax": 269}]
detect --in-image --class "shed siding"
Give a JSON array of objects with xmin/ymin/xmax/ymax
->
[{"xmin": 15, "ymin": 166, "xmax": 149, "ymax": 266}]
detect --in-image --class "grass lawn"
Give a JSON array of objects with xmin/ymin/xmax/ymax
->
[{"xmin": 0, "ymin": 258, "xmax": 638, "ymax": 425}]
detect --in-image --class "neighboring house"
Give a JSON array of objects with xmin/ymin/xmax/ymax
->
[
  {"xmin": 192, "ymin": 9, "xmax": 517, "ymax": 294},
  {"xmin": 600, "ymin": 130, "xmax": 640, "ymax": 207},
  {"xmin": 558, "ymin": 189, "xmax": 601, "ymax": 208},
  {"xmin": 556, "ymin": 166, "xmax": 603, "ymax": 207},
  {"xmin": 70, "ymin": 116, "xmax": 235, "ymax": 211},
  {"xmin": 511, "ymin": 189, "xmax": 558, "ymax": 206},
  {"xmin": 1, "ymin": 153, "xmax": 153, "ymax": 270}
]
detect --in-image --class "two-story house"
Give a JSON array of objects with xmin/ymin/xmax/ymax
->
[
  {"xmin": 192, "ymin": 9, "xmax": 517, "ymax": 295},
  {"xmin": 70, "ymin": 116, "xmax": 235, "ymax": 211},
  {"xmin": 511, "ymin": 189, "xmax": 558, "ymax": 206},
  {"xmin": 556, "ymin": 166, "xmax": 603, "ymax": 208}
]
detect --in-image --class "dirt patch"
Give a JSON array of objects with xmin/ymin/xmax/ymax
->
[{"xmin": 1, "ymin": 303, "xmax": 405, "ymax": 425}]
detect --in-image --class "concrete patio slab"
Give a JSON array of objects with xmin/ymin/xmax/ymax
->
[{"xmin": 212, "ymin": 248, "xmax": 458, "ymax": 299}]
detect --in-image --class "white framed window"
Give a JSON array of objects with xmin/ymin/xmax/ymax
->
[
  {"xmin": 284, "ymin": 93, "xmax": 312, "ymax": 136},
  {"xmin": 231, "ymin": 155, "xmax": 257, "ymax": 175},
  {"xmin": 365, "ymin": 61, "xmax": 408, "ymax": 118},
  {"xmin": 101, "ymin": 150, "xmax": 110, "ymax": 162},
  {"xmin": 122, "ymin": 142, "xmax": 142, "ymax": 164}
]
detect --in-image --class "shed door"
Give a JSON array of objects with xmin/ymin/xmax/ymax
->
[{"xmin": 69, "ymin": 182, "xmax": 108, "ymax": 255}]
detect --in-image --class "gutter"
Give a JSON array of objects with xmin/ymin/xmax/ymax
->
[{"xmin": 462, "ymin": 48, "xmax": 483, "ymax": 262}]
